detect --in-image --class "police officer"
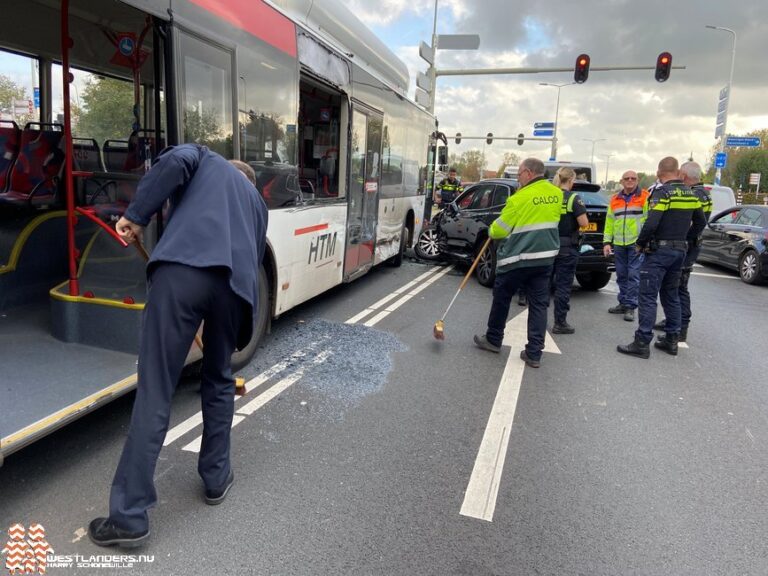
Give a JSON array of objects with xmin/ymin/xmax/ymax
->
[
  {"xmin": 474, "ymin": 158, "xmax": 562, "ymax": 368},
  {"xmin": 89, "ymin": 146, "xmax": 268, "ymax": 547},
  {"xmin": 617, "ymin": 157, "xmax": 706, "ymax": 359},
  {"xmin": 551, "ymin": 167, "xmax": 589, "ymax": 334},
  {"xmin": 653, "ymin": 161, "xmax": 712, "ymax": 341},
  {"xmin": 436, "ymin": 167, "xmax": 463, "ymax": 206}
]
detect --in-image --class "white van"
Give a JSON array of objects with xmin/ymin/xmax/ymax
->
[{"xmin": 703, "ymin": 184, "xmax": 736, "ymax": 219}]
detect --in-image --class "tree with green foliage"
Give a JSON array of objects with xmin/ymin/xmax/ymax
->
[
  {"xmin": 449, "ymin": 149, "xmax": 486, "ymax": 183},
  {"xmin": 705, "ymin": 128, "xmax": 767, "ymax": 195},
  {"xmin": 0, "ymin": 74, "xmax": 31, "ymax": 124},
  {"xmin": 76, "ymin": 76, "xmax": 135, "ymax": 143}
]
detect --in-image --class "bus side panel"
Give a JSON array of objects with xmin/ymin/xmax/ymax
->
[{"xmin": 268, "ymin": 204, "xmax": 347, "ymax": 314}]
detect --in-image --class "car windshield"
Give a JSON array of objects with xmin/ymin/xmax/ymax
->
[{"xmin": 578, "ymin": 191, "xmax": 608, "ymax": 206}]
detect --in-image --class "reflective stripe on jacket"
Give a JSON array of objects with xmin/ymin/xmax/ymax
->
[
  {"xmin": 490, "ymin": 177, "xmax": 562, "ymax": 273},
  {"xmin": 604, "ymin": 188, "xmax": 650, "ymax": 246}
]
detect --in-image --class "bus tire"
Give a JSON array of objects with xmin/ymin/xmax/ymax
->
[
  {"xmin": 231, "ymin": 265, "xmax": 270, "ymax": 371},
  {"xmin": 389, "ymin": 224, "xmax": 408, "ymax": 267}
]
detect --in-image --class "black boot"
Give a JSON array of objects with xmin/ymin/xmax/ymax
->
[
  {"xmin": 654, "ymin": 333, "xmax": 679, "ymax": 356},
  {"xmin": 679, "ymin": 326, "xmax": 688, "ymax": 342},
  {"xmin": 653, "ymin": 319, "xmax": 666, "ymax": 331},
  {"xmin": 617, "ymin": 336, "xmax": 650, "ymax": 359}
]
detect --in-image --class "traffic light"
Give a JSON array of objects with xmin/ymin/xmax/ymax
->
[
  {"xmin": 655, "ymin": 52, "xmax": 672, "ymax": 82},
  {"xmin": 574, "ymin": 54, "xmax": 590, "ymax": 83},
  {"xmin": 486, "ymin": 132, "xmax": 493, "ymax": 145},
  {"xmin": 455, "ymin": 132, "xmax": 462, "ymax": 145},
  {"xmin": 517, "ymin": 133, "xmax": 525, "ymax": 146}
]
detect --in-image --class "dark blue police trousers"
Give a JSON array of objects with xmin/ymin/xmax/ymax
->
[
  {"xmin": 613, "ymin": 244, "xmax": 643, "ymax": 309},
  {"xmin": 553, "ymin": 247, "xmax": 579, "ymax": 324},
  {"xmin": 109, "ymin": 263, "xmax": 244, "ymax": 532},
  {"xmin": 679, "ymin": 244, "xmax": 699, "ymax": 328},
  {"xmin": 486, "ymin": 265, "xmax": 552, "ymax": 361},
  {"xmin": 635, "ymin": 247, "xmax": 685, "ymax": 344}
]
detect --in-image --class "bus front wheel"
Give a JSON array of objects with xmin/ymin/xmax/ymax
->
[{"xmin": 231, "ymin": 265, "xmax": 270, "ymax": 371}]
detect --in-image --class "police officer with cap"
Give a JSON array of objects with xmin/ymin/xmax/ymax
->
[
  {"xmin": 653, "ymin": 161, "xmax": 712, "ymax": 341},
  {"xmin": 617, "ymin": 156, "xmax": 706, "ymax": 359}
]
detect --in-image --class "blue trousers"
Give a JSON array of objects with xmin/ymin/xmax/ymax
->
[
  {"xmin": 486, "ymin": 265, "xmax": 552, "ymax": 361},
  {"xmin": 109, "ymin": 263, "xmax": 244, "ymax": 532},
  {"xmin": 635, "ymin": 247, "xmax": 686, "ymax": 344},
  {"xmin": 679, "ymin": 245, "xmax": 699, "ymax": 328},
  {"xmin": 553, "ymin": 247, "xmax": 579, "ymax": 324},
  {"xmin": 613, "ymin": 245, "xmax": 643, "ymax": 309}
]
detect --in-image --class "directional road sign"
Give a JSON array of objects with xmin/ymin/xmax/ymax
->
[
  {"xmin": 533, "ymin": 129, "xmax": 554, "ymax": 137},
  {"xmin": 714, "ymin": 152, "xmax": 727, "ymax": 168},
  {"xmin": 726, "ymin": 136, "xmax": 761, "ymax": 148},
  {"xmin": 534, "ymin": 122, "xmax": 555, "ymax": 129}
]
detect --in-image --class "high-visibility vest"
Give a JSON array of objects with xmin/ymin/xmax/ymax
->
[
  {"xmin": 604, "ymin": 188, "xmax": 650, "ymax": 246},
  {"xmin": 490, "ymin": 177, "xmax": 562, "ymax": 273}
]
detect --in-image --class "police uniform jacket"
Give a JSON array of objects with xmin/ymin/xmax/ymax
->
[
  {"xmin": 636, "ymin": 179, "xmax": 706, "ymax": 249},
  {"xmin": 125, "ymin": 144, "xmax": 269, "ymax": 348}
]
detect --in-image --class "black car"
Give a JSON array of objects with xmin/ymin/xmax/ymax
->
[
  {"xmin": 415, "ymin": 178, "xmax": 613, "ymax": 290},
  {"xmin": 697, "ymin": 204, "xmax": 768, "ymax": 284}
]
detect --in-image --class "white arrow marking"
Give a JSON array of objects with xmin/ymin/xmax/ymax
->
[{"xmin": 460, "ymin": 309, "xmax": 558, "ymax": 522}]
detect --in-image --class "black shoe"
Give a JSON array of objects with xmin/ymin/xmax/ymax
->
[
  {"xmin": 518, "ymin": 294, "xmax": 527, "ymax": 307},
  {"xmin": 617, "ymin": 337, "xmax": 650, "ymax": 359},
  {"xmin": 623, "ymin": 309, "xmax": 635, "ymax": 322},
  {"xmin": 552, "ymin": 322, "xmax": 575, "ymax": 334},
  {"xmin": 520, "ymin": 350, "xmax": 540, "ymax": 368},
  {"xmin": 88, "ymin": 518, "xmax": 149, "ymax": 548},
  {"xmin": 653, "ymin": 319, "xmax": 667, "ymax": 331},
  {"xmin": 474, "ymin": 334, "xmax": 501, "ymax": 353},
  {"xmin": 608, "ymin": 304, "xmax": 627, "ymax": 314},
  {"xmin": 204, "ymin": 471, "xmax": 235, "ymax": 505},
  {"xmin": 679, "ymin": 326, "xmax": 688, "ymax": 342},
  {"xmin": 654, "ymin": 334, "xmax": 679, "ymax": 356}
]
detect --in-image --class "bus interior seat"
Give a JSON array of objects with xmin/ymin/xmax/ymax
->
[
  {"xmin": 0, "ymin": 120, "xmax": 21, "ymax": 193},
  {"xmin": 102, "ymin": 139, "xmax": 130, "ymax": 172},
  {"xmin": 0, "ymin": 122, "xmax": 64, "ymax": 206},
  {"xmin": 73, "ymin": 137, "xmax": 120, "ymax": 206}
]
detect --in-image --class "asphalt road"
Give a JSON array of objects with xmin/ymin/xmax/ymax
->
[{"xmin": 2, "ymin": 255, "xmax": 767, "ymax": 575}]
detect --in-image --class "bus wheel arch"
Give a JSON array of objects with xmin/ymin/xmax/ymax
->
[{"xmin": 389, "ymin": 211, "xmax": 414, "ymax": 267}]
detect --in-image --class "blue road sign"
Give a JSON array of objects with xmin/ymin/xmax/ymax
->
[
  {"xmin": 715, "ymin": 152, "xmax": 727, "ymax": 168},
  {"xmin": 533, "ymin": 129, "xmax": 554, "ymax": 137},
  {"xmin": 534, "ymin": 122, "xmax": 555, "ymax": 129},
  {"xmin": 33, "ymin": 87, "xmax": 40, "ymax": 109},
  {"xmin": 726, "ymin": 136, "xmax": 761, "ymax": 148}
]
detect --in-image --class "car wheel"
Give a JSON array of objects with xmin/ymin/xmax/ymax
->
[
  {"xmin": 475, "ymin": 240, "xmax": 496, "ymax": 287},
  {"xmin": 231, "ymin": 265, "xmax": 270, "ymax": 371},
  {"xmin": 414, "ymin": 227, "xmax": 442, "ymax": 261},
  {"xmin": 576, "ymin": 271, "xmax": 612, "ymax": 291},
  {"xmin": 738, "ymin": 249, "xmax": 763, "ymax": 285}
]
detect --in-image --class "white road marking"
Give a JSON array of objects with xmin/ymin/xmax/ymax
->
[
  {"xmin": 182, "ymin": 415, "xmax": 246, "ymax": 453},
  {"xmin": 181, "ymin": 351, "xmax": 332, "ymax": 453},
  {"xmin": 461, "ymin": 309, "xmax": 557, "ymax": 522},
  {"xmin": 164, "ymin": 349, "xmax": 313, "ymax": 447},
  {"xmin": 691, "ymin": 271, "xmax": 737, "ymax": 279},
  {"xmin": 345, "ymin": 267, "xmax": 443, "ymax": 324}
]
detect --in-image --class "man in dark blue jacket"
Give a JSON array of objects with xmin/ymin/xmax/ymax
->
[{"xmin": 88, "ymin": 144, "xmax": 268, "ymax": 548}]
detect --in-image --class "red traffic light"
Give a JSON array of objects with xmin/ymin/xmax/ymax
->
[
  {"xmin": 574, "ymin": 53, "xmax": 590, "ymax": 84},
  {"xmin": 655, "ymin": 51, "xmax": 672, "ymax": 82}
]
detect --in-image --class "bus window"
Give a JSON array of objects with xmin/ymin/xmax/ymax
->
[
  {"xmin": 179, "ymin": 33, "xmax": 233, "ymax": 158},
  {"xmin": 0, "ymin": 51, "xmax": 40, "ymax": 125}
]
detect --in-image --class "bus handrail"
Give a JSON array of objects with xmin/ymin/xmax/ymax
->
[{"xmin": 74, "ymin": 206, "xmax": 129, "ymax": 248}]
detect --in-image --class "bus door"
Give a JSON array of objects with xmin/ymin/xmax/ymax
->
[{"xmin": 344, "ymin": 106, "xmax": 382, "ymax": 279}]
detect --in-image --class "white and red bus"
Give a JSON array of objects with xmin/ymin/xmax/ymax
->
[{"xmin": 0, "ymin": 0, "xmax": 445, "ymax": 464}]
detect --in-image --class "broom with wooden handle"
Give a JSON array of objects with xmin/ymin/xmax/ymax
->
[
  {"xmin": 433, "ymin": 237, "xmax": 492, "ymax": 340},
  {"xmin": 133, "ymin": 237, "xmax": 246, "ymax": 395}
]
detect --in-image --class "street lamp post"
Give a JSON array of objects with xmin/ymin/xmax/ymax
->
[
  {"xmin": 602, "ymin": 153, "xmax": 615, "ymax": 187},
  {"xmin": 705, "ymin": 25, "xmax": 737, "ymax": 186},
  {"xmin": 582, "ymin": 138, "xmax": 606, "ymax": 166},
  {"xmin": 539, "ymin": 82, "xmax": 575, "ymax": 161}
]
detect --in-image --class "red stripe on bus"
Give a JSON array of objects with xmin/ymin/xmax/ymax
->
[
  {"xmin": 188, "ymin": 0, "xmax": 297, "ymax": 58},
  {"xmin": 294, "ymin": 224, "xmax": 329, "ymax": 236}
]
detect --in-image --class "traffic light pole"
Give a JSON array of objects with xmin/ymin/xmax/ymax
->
[
  {"xmin": 453, "ymin": 135, "xmax": 554, "ymax": 143},
  {"xmin": 435, "ymin": 65, "xmax": 685, "ymax": 77}
]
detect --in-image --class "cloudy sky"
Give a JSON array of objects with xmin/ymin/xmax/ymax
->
[{"xmin": 340, "ymin": 0, "xmax": 767, "ymax": 182}]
